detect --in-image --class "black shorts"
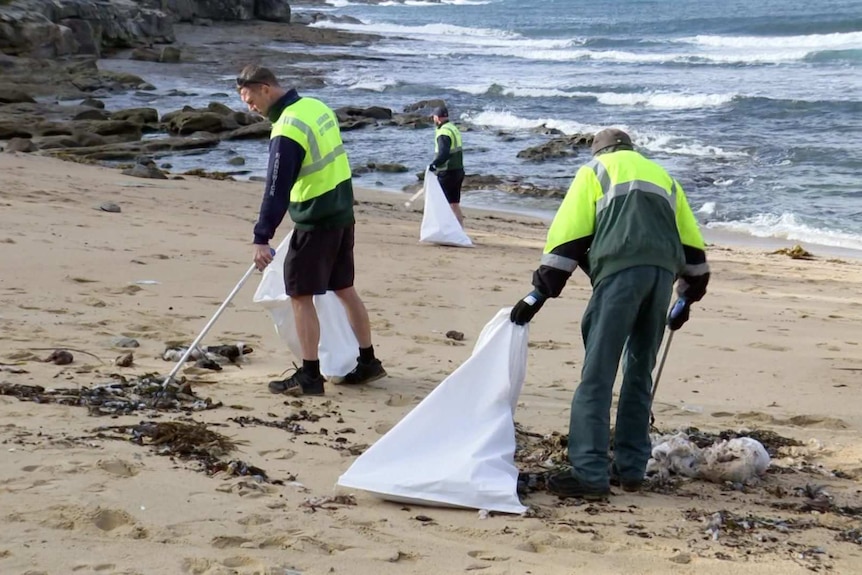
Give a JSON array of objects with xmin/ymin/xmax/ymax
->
[
  {"xmin": 284, "ymin": 225, "xmax": 355, "ymax": 296},
  {"xmin": 437, "ymin": 169, "xmax": 465, "ymax": 204}
]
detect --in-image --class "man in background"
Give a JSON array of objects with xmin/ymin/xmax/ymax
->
[
  {"xmin": 236, "ymin": 64, "xmax": 387, "ymax": 396},
  {"xmin": 429, "ymin": 105, "xmax": 465, "ymax": 226}
]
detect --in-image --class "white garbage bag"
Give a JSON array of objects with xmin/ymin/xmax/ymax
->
[
  {"xmin": 646, "ymin": 433, "xmax": 771, "ymax": 485},
  {"xmin": 419, "ymin": 168, "xmax": 473, "ymax": 247},
  {"xmin": 251, "ymin": 232, "xmax": 358, "ymax": 379},
  {"xmin": 337, "ymin": 308, "xmax": 528, "ymax": 514}
]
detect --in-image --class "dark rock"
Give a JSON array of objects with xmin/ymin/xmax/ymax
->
[
  {"xmin": 516, "ymin": 133, "xmax": 593, "ymax": 162},
  {"xmin": 165, "ymin": 110, "xmax": 237, "ymax": 135},
  {"xmin": 32, "ymin": 135, "xmax": 81, "ymax": 150},
  {"xmin": 403, "ymin": 98, "xmax": 446, "ymax": 114},
  {"xmin": 80, "ymin": 97, "xmax": 105, "ymax": 109},
  {"xmin": 4, "ymin": 138, "xmax": 36, "ymax": 153},
  {"xmin": 227, "ymin": 156, "xmax": 246, "ymax": 166},
  {"xmin": 0, "ymin": 122, "xmax": 35, "ymax": 139},
  {"xmin": 131, "ymin": 47, "xmax": 160, "ymax": 62},
  {"xmin": 366, "ymin": 162, "xmax": 408, "ymax": 173},
  {"xmin": 98, "ymin": 201, "xmax": 122, "ymax": 213},
  {"xmin": 389, "ymin": 112, "xmax": 432, "ymax": 129},
  {"xmin": 110, "ymin": 107, "xmax": 159, "ymax": 125},
  {"xmin": 0, "ymin": 88, "xmax": 36, "ymax": 104},
  {"xmin": 255, "ymin": 0, "xmax": 292, "ymax": 22},
  {"xmin": 122, "ymin": 160, "xmax": 168, "ymax": 180},
  {"xmin": 222, "ymin": 122, "xmax": 271, "ymax": 140},
  {"xmin": 206, "ymin": 102, "xmax": 235, "ymax": 116},
  {"xmin": 291, "ymin": 11, "xmax": 362, "ymax": 25},
  {"xmin": 335, "ymin": 106, "xmax": 393, "ymax": 122},
  {"xmin": 159, "ymin": 46, "xmax": 181, "ymax": 63},
  {"xmin": 73, "ymin": 108, "xmax": 110, "ymax": 121}
]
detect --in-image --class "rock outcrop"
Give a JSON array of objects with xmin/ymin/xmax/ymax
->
[
  {"xmin": 0, "ymin": 0, "xmax": 174, "ymax": 58},
  {"xmin": 0, "ymin": 0, "xmax": 292, "ymax": 58},
  {"xmin": 136, "ymin": 0, "xmax": 291, "ymax": 23}
]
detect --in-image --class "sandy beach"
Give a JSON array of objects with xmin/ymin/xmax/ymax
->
[{"xmin": 2, "ymin": 151, "xmax": 862, "ymax": 575}]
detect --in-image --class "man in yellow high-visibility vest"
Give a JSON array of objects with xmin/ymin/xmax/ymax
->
[
  {"xmin": 236, "ymin": 65, "xmax": 386, "ymax": 396},
  {"xmin": 510, "ymin": 128, "xmax": 710, "ymax": 499},
  {"xmin": 429, "ymin": 105, "xmax": 465, "ymax": 226}
]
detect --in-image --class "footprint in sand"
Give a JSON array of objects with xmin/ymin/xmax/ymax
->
[
  {"xmin": 373, "ymin": 421, "xmax": 394, "ymax": 435},
  {"xmin": 748, "ymin": 342, "xmax": 789, "ymax": 352},
  {"xmin": 91, "ymin": 508, "xmax": 134, "ymax": 532},
  {"xmin": 385, "ymin": 394, "xmax": 413, "ymax": 407},
  {"xmin": 98, "ymin": 459, "xmax": 139, "ymax": 478},
  {"xmin": 467, "ymin": 550, "xmax": 510, "ymax": 562}
]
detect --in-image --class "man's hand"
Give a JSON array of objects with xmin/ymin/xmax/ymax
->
[
  {"xmin": 667, "ymin": 297, "xmax": 691, "ymax": 331},
  {"xmin": 510, "ymin": 290, "xmax": 547, "ymax": 325},
  {"xmin": 253, "ymin": 243, "xmax": 274, "ymax": 271},
  {"xmin": 428, "ymin": 163, "xmax": 437, "ymax": 172}
]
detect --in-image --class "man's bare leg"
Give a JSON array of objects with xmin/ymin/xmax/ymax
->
[
  {"xmin": 291, "ymin": 295, "xmax": 320, "ymax": 360},
  {"xmin": 450, "ymin": 203, "xmax": 464, "ymax": 227},
  {"xmin": 334, "ymin": 286, "xmax": 372, "ymax": 348}
]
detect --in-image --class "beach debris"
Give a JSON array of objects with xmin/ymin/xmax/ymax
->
[
  {"xmin": 98, "ymin": 201, "xmax": 122, "ymax": 213},
  {"xmin": 770, "ymin": 245, "xmax": 815, "ymax": 260},
  {"xmin": 44, "ymin": 349, "xmax": 74, "ymax": 365},
  {"xmin": 112, "ymin": 337, "xmax": 140, "ymax": 348},
  {"xmin": 648, "ymin": 433, "xmax": 771, "ymax": 485},
  {"xmin": 115, "ymin": 351, "xmax": 134, "ymax": 367},
  {"xmin": 300, "ymin": 494, "xmax": 357, "ymax": 512},
  {"xmin": 0, "ymin": 374, "xmax": 222, "ymax": 416},
  {"xmin": 445, "ymin": 330, "xmax": 465, "ymax": 342},
  {"xmin": 0, "ymin": 364, "xmax": 28, "ymax": 374},
  {"xmin": 29, "ymin": 346, "xmax": 105, "ymax": 365},
  {"xmin": 162, "ymin": 343, "xmax": 253, "ymax": 366}
]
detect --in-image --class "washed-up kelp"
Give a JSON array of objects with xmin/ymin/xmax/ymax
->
[
  {"xmin": 93, "ymin": 420, "xmax": 280, "ymax": 484},
  {"xmin": 0, "ymin": 374, "xmax": 222, "ymax": 416}
]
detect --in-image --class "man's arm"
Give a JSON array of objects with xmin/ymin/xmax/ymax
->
[
  {"xmin": 431, "ymin": 134, "xmax": 451, "ymax": 168},
  {"xmin": 253, "ymin": 136, "xmax": 305, "ymax": 245},
  {"xmin": 674, "ymin": 180, "xmax": 710, "ymax": 301},
  {"xmin": 532, "ymin": 165, "xmax": 599, "ymax": 297}
]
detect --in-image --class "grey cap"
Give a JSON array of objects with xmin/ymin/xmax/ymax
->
[
  {"xmin": 591, "ymin": 128, "xmax": 633, "ymax": 155},
  {"xmin": 432, "ymin": 105, "xmax": 449, "ymax": 117}
]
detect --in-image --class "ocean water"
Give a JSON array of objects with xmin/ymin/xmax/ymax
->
[{"xmin": 101, "ymin": 0, "xmax": 862, "ymax": 251}]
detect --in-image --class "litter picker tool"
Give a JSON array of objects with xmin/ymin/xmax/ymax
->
[
  {"xmin": 649, "ymin": 297, "xmax": 688, "ymax": 426},
  {"xmin": 162, "ymin": 249, "xmax": 273, "ymax": 389},
  {"xmin": 404, "ymin": 187, "xmax": 425, "ymax": 208}
]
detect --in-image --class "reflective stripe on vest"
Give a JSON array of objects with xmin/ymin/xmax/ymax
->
[
  {"xmin": 435, "ymin": 123, "xmax": 463, "ymax": 153},
  {"xmin": 270, "ymin": 98, "xmax": 350, "ymax": 204},
  {"xmin": 587, "ymin": 157, "xmax": 676, "ymax": 216}
]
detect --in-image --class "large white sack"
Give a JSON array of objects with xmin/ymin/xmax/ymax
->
[
  {"xmin": 337, "ymin": 308, "xmax": 528, "ymax": 514},
  {"xmin": 251, "ymin": 233, "xmax": 358, "ymax": 379},
  {"xmin": 419, "ymin": 168, "xmax": 473, "ymax": 247}
]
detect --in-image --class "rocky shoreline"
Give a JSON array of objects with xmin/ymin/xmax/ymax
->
[{"xmin": 1, "ymin": 1, "xmax": 600, "ymax": 198}]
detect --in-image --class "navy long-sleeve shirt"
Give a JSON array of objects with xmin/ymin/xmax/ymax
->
[
  {"xmin": 253, "ymin": 90, "xmax": 305, "ymax": 245},
  {"xmin": 431, "ymin": 134, "xmax": 451, "ymax": 168}
]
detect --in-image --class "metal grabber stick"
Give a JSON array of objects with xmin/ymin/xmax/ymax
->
[
  {"xmin": 649, "ymin": 297, "xmax": 688, "ymax": 426},
  {"xmin": 162, "ymin": 248, "xmax": 274, "ymax": 389}
]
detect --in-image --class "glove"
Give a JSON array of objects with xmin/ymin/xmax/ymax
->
[
  {"xmin": 666, "ymin": 297, "xmax": 691, "ymax": 331},
  {"xmin": 510, "ymin": 290, "xmax": 547, "ymax": 325},
  {"xmin": 428, "ymin": 163, "xmax": 437, "ymax": 172}
]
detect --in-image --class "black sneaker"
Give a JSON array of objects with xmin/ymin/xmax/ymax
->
[
  {"xmin": 338, "ymin": 358, "xmax": 387, "ymax": 385},
  {"xmin": 268, "ymin": 366, "xmax": 325, "ymax": 396},
  {"xmin": 547, "ymin": 470, "xmax": 610, "ymax": 501}
]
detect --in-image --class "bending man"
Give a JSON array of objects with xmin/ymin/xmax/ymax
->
[{"xmin": 510, "ymin": 128, "xmax": 709, "ymax": 499}]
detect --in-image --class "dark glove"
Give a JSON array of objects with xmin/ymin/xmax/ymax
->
[
  {"xmin": 428, "ymin": 163, "xmax": 437, "ymax": 172},
  {"xmin": 667, "ymin": 297, "xmax": 691, "ymax": 331},
  {"xmin": 510, "ymin": 290, "xmax": 547, "ymax": 325},
  {"xmin": 677, "ymin": 273, "xmax": 709, "ymax": 302}
]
